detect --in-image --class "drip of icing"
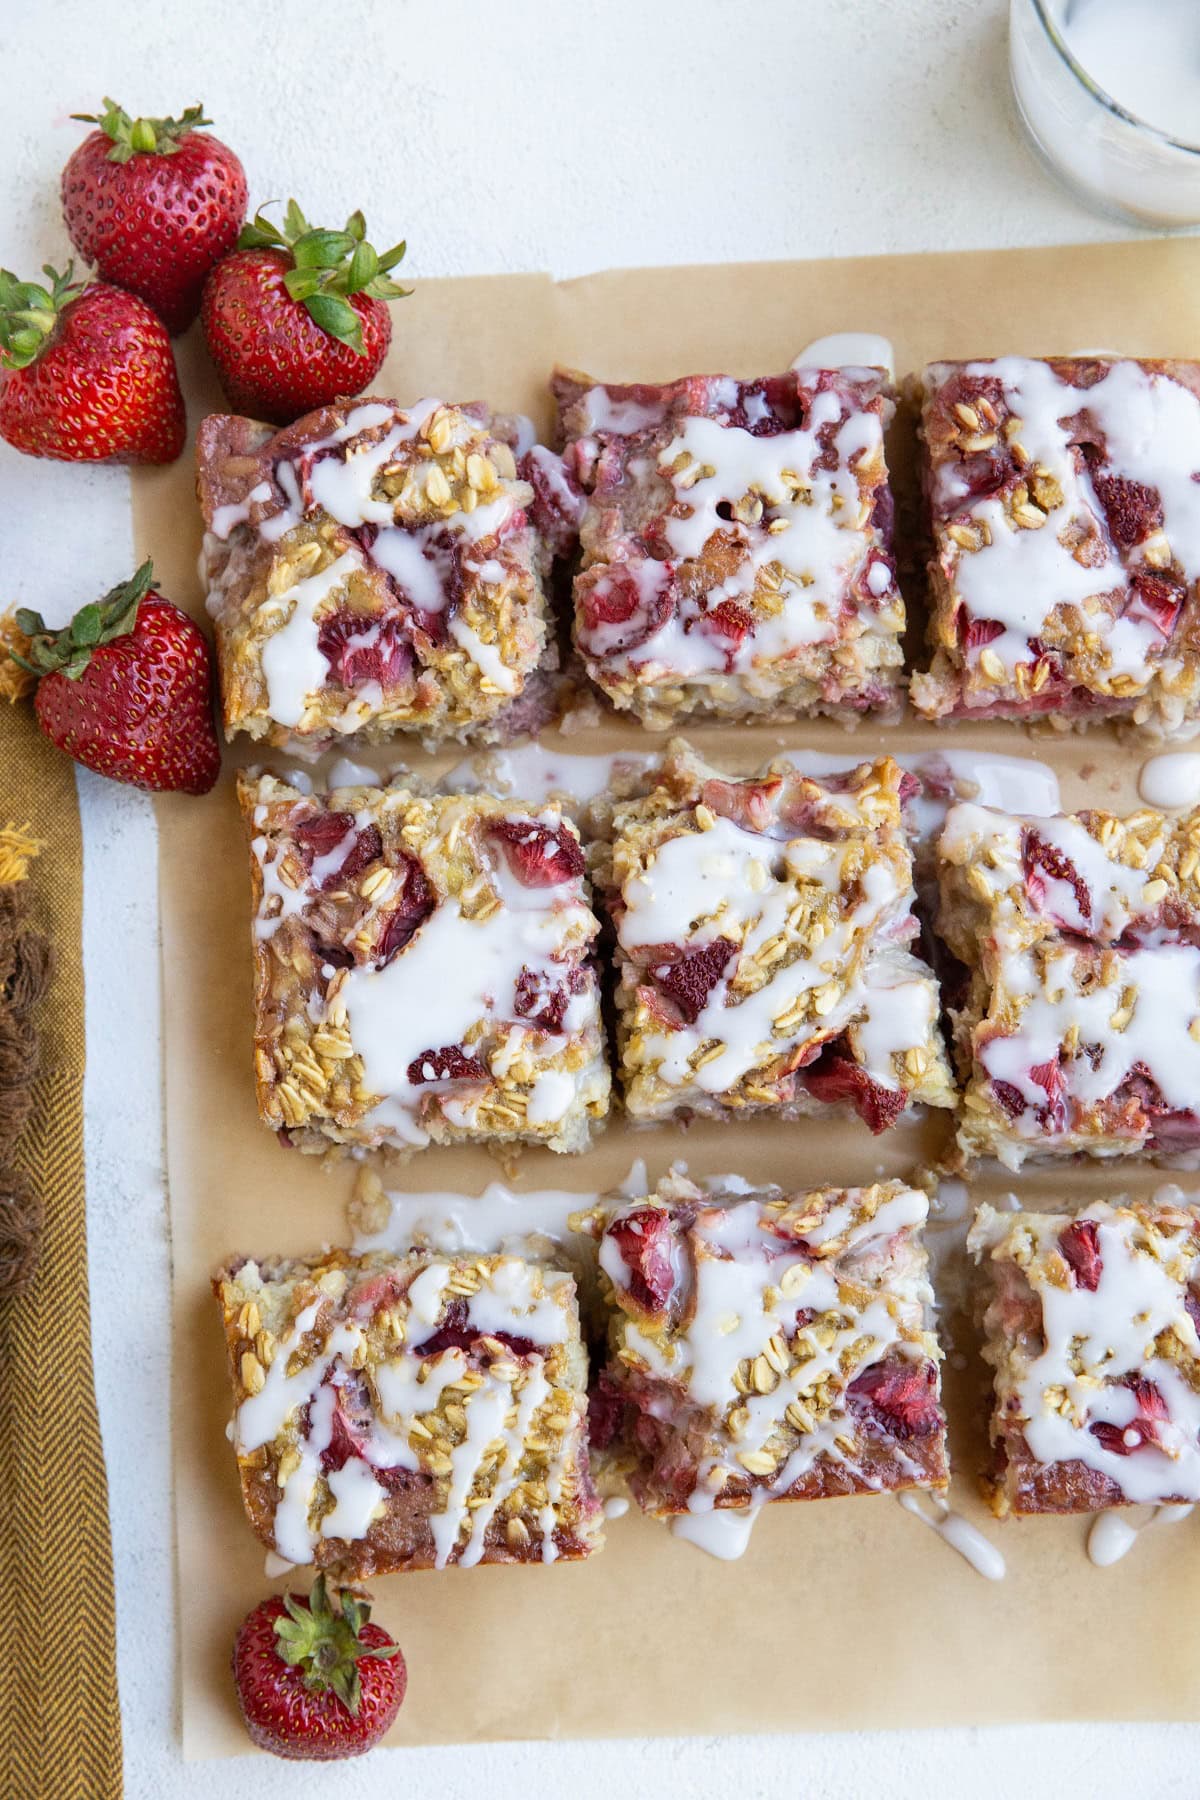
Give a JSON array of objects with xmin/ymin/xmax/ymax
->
[
  {"xmin": 444, "ymin": 742, "xmax": 658, "ymax": 808},
  {"xmin": 263, "ymin": 1551, "xmax": 295, "ymax": 1579},
  {"xmin": 895, "ymin": 1491, "xmax": 1007, "ymax": 1580},
  {"xmin": 791, "ymin": 333, "xmax": 896, "ymax": 380},
  {"xmin": 326, "ymin": 756, "xmax": 384, "ymax": 789},
  {"xmin": 1087, "ymin": 1501, "xmax": 1194, "ymax": 1567},
  {"xmin": 1137, "ymin": 751, "xmax": 1200, "ymax": 810},
  {"xmin": 671, "ymin": 1500, "xmax": 763, "ymax": 1561},
  {"xmin": 602, "ymin": 1496, "xmax": 630, "ymax": 1520}
]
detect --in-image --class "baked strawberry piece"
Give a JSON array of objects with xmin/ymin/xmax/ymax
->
[
  {"xmin": 937, "ymin": 797, "xmax": 1200, "ymax": 1168},
  {"xmin": 969, "ymin": 1198, "xmax": 1200, "ymax": 1516},
  {"xmin": 592, "ymin": 740, "xmax": 955, "ymax": 1131},
  {"xmin": 553, "ymin": 363, "xmax": 905, "ymax": 728},
  {"xmin": 909, "ymin": 357, "xmax": 1200, "ymax": 733},
  {"xmin": 239, "ymin": 773, "xmax": 610, "ymax": 1154},
  {"xmin": 214, "ymin": 1247, "xmax": 602, "ymax": 1572},
  {"xmin": 587, "ymin": 1176, "xmax": 947, "ymax": 1523},
  {"xmin": 198, "ymin": 396, "xmax": 570, "ymax": 749}
]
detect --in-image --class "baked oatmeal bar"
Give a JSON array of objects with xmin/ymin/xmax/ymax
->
[
  {"xmin": 937, "ymin": 797, "xmax": 1200, "ymax": 1167},
  {"xmin": 909, "ymin": 357, "xmax": 1200, "ymax": 732},
  {"xmin": 198, "ymin": 395, "xmax": 573, "ymax": 749},
  {"xmin": 587, "ymin": 1175, "xmax": 948, "ymax": 1523},
  {"xmin": 553, "ymin": 363, "xmax": 905, "ymax": 728},
  {"xmin": 239, "ymin": 772, "xmax": 610, "ymax": 1154},
  {"xmin": 969, "ymin": 1199, "xmax": 1200, "ymax": 1516},
  {"xmin": 593, "ymin": 740, "xmax": 955, "ymax": 1132},
  {"xmin": 214, "ymin": 1247, "xmax": 602, "ymax": 1571}
]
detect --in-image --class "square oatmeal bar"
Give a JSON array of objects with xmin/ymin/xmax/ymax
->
[
  {"xmin": 909, "ymin": 357, "xmax": 1200, "ymax": 732},
  {"xmin": 198, "ymin": 395, "xmax": 573, "ymax": 749},
  {"xmin": 214, "ymin": 1247, "xmax": 602, "ymax": 1572},
  {"xmin": 239, "ymin": 772, "xmax": 610, "ymax": 1154},
  {"xmin": 553, "ymin": 363, "xmax": 905, "ymax": 728},
  {"xmin": 969, "ymin": 1199, "xmax": 1200, "ymax": 1516},
  {"xmin": 593, "ymin": 741, "xmax": 955, "ymax": 1132},
  {"xmin": 587, "ymin": 1175, "xmax": 948, "ymax": 1525},
  {"xmin": 937, "ymin": 797, "xmax": 1200, "ymax": 1167}
]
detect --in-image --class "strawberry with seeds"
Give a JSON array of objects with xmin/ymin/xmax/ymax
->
[
  {"xmin": 12, "ymin": 561, "xmax": 220, "ymax": 794},
  {"xmin": 232, "ymin": 1576, "xmax": 406, "ymax": 1761},
  {"xmin": 62, "ymin": 98, "xmax": 247, "ymax": 334},
  {"xmin": 202, "ymin": 200, "xmax": 411, "ymax": 424},
  {"xmin": 0, "ymin": 264, "xmax": 185, "ymax": 463}
]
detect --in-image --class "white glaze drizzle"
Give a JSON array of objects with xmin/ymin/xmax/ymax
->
[
  {"xmin": 895, "ymin": 1490, "xmax": 1006, "ymax": 1581},
  {"xmin": 1138, "ymin": 751, "xmax": 1200, "ymax": 810}
]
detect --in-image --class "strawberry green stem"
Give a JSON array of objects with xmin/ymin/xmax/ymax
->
[
  {"xmin": 70, "ymin": 97, "xmax": 212, "ymax": 162},
  {"xmin": 237, "ymin": 201, "xmax": 411, "ymax": 355}
]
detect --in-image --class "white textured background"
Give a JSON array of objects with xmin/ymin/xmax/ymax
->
[{"xmin": 4, "ymin": 1, "xmax": 1197, "ymax": 1794}]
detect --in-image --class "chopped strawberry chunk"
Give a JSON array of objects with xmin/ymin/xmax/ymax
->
[
  {"xmin": 1090, "ymin": 1376, "xmax": 1169, "ymax": 1455},
  {"xmin": 646, "ymin": 937, "xmax": 736, "ymax": 1025},
  {"xmin": 726, "ymin": 375, "xmax": 803, "ymax": 436},
  {"xmin": 406, "ymin": 1044, "xmax": 488, "ymax": 1084},
  {"xmin": 375, "ymin": 853, "xmax": 435, "ymax": 965},
  {"xmin": 699, "ymin": 773, "xmax": 782, "ymax": 835},
  {"xmin": 576, "ymin": 560, "xmax": 676, "ymax": 654},
  {"xmin": 1029, "ymin": 1057, "xmax": 1069, "ymax": 1131},
  {"xmin": 487, "ymin": 816, "xmax": 584, "ymax": 886},
  {"xmin": 801, "ymin": 1049, "xmax": 909, "ymax": 1133},
  {"xmin": 957, "ymin": 609, "xmax": 1006, "ymax": 652},
  {"xmin": 702, "ymin": 599, "xmax": 753, "ymax": 649},
  {"xmin": 1091, "ymin": 471, "xmax": 1164, "ymax": 546},
  {"xmin": 1186, "ymin": 1292, "xmax": 1200, "ymax": 1340},
  {"xmin": 292, "ymin": 813, "xmax": 384, "ymax": 892},
  {"xmin": 1023, "ymin": 830, "xmax": 1092, "ymax": 927},
  {"xmin": 317, "ymin": 607, "xmax": 413, "ymax": 687},
  {"xmin": 1126, "ymin": 569, "xmax": 1185, "ymax": 640},
  {"xmin": 293, "ymin": 811, "xmax": 355, "ymax": 858},
  {"xmin": 413, "ymin": 1297, "xmax": 539, "ymax": 1359},
  {"xmin": 991, "ymin": 1078, "xmax": 1026, "ymax": 1120},
  {"xmin": 606, "ymin": 1206, "xmax": 677, "ymax": 1316},
  {"xmin": 847, "ymin": 1358, "xmax": 941, "ymax": 1440},
  {"xmin": 1058, "ymin": 1218, "xmax": 1102, "ymax": 1291},
  {"xmin": 513, "ymin": 962, "xmax": 583, "ymax": 1032}
]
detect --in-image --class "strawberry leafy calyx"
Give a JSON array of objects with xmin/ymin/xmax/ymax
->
[
  {"xmin": 272, "ymin": 1575, "xmax": 400, "ymax": 1716},
  {"xmin": 70, "ymin": 97, "xmax": 212, "ymax": 163},
  {"xmin": 13, "ymin": 560, "xmax": 154, "ymax": 683},
  {"xmin": 237, "ymin": 200, "xmax": 412, "ymax": 356},
  {"xmin": 0, "ymin": 264, "xmax": 84, "ymax": 372}
]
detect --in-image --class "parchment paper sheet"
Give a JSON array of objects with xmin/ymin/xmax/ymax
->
[{"xmin": 135, "ymin": 238, "xmax": 1200, "ymax": 1756}]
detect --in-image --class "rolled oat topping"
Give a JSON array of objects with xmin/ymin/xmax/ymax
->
[
  {"xmin": 595, "ymin": 741, "xmax": 955, "ymax": 1131},
  {"xmin": 239, "ymin": 772, "xmax": 610, "ymax": 1155},
  {"xmin": 554, "ymin": 364, "xmax": 905, "ymax": 728},
  {"xmin": 910, "ymin": 356, "xmax": 1200, "ymax": 732},
  {"xmin": 970, "ymin": 1199, "xmax": 1200, "ymax": 1516},
  {"xmin": 588, "ymin": 1176, "xmax": 947, "ymax": 1521},
  {"xmin": 214, "ymin": 1248, "xmax": 602, "ymax": 1573},
  {"xmin": 198, "ymin": 396, "xmax": 570, "ymax": 748},
  {"xmin": 938, "ymin": 796, "xmax": 1200, "ymax": 1167}
]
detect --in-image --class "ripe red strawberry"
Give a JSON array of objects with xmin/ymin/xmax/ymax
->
[
  {"xmin": 0, "ymin": 264, "xmax": 184, "ymax": 463},
  {"xmin": 232, "ymin": 1575, "xmax": 406, "ymax": 1762},
  {"xmin": 61, "ymin": 98, "xmax": 247, "ymax": 334},
  {"xmin": 201, "ymin": 201, "xmax": 410, "ymax": 424},
  {"xmin": 13, "ymin": 561, "xmax": 219, "ymax": 794}
]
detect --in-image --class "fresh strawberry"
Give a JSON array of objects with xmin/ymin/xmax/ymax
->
[
  {"xmin": 13, "ymin": 561, "xmax": 219, "ymax": 794},
  {"xmin": 847, "ymin": 1357, "xmax": 942, "ymax": 1440},
  {"xmin": 201, "ymin": 201, "xmax": 410, "ymax": 424},
  {"xmin": 232, "ymin": 1575, "xmax": 405, "ymax": 1762},
  {"xmin": 0, "ymin": 264, "xmax": 184, "ymax": 463},
  {"xmin": 61, "ymin": 98, "xmax": 247, "ymax": 334}
]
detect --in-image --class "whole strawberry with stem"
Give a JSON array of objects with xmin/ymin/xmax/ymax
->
[
  {"xmin": 13, "ymin": 561, "xmax": 220, "ymax": 795},
  {"xmin": 62, "ymin": 98, "xmax": 248, "ymax": 334},
  {"xmin": 232, "ymin": 1576, "xmax": 406, "ymax": 1761},
  {"xmin": 202, "ymin": 200, "xmax": 410, "ymax": 425},
  {"xmin": 0, "ymin": 264, "xmax": 184, "ymax": 463}
]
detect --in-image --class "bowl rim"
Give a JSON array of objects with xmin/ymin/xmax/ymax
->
[{"xmin": 1026, "ymin": 0, "xmax": 1200, "ymax": 158}]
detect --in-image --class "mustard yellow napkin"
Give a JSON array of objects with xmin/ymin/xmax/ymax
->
[{"xmin": 0, "ymin": 703, "xmax": 122, "ymax": 1800}]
